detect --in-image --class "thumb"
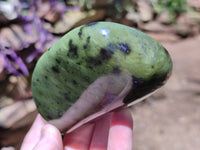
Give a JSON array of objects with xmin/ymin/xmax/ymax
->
[{"xmin": 33, "ymin": 124, "xmax": 63, "ymax": 150}]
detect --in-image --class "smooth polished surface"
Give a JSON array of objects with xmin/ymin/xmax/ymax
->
[{"xmin": 31, "ymin": 22, "xmax": 172, "ymax": 132}]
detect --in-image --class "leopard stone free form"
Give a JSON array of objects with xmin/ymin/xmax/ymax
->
[{"xmin": 32, "ymin": 22, "xmax": 172, "ymax": 132}]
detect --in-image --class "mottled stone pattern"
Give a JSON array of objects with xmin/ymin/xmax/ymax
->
[{"xmin": 32, "ymin": 22, "xmax": 172, "ymax": 120}]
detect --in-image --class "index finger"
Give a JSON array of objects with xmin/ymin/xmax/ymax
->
[{"xmin": 107, "ymin": 109, "xmax": 133, "ymax": 150}]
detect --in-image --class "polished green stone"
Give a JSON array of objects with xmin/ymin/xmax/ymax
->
[{"xmin": 32, "ymin": 22, "xmax": 172, "ymax": 120}]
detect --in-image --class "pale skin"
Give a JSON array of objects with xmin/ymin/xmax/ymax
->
[{"xmin": 21, "ymin": 109, "xmax": 133, "ymax": 150}]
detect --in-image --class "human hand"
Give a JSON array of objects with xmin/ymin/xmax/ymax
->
[
  {"xmin": 20, "ymin": 114, "xmax": 63, "ymax": 150},
  {"xmin": 21, "ymin": 109, "xmax": 133, "ymax": 150}
]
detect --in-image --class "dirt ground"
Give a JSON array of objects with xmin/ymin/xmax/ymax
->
[{"xmin": 131, "ymin": 35, "xmax": 200, "ymax": 150}]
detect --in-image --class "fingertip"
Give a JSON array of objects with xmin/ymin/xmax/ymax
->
[
  {"xmin": 41, "ymin": 124, "xmax": 60, "ymax": 136},
  {"xmin": 111, "ymin": 108, "xmax": 133, "ymax": 129},
  {"xmin": 20, "ymin": 114, "xmax": 47, "ymax": 150},
  {"xmin": 64, "ymin": 123, "xmax": 95, "ymax": 150},
  {"xmin": 89, "ymin": 113, "xmax": 112, "ymax": 149},
  {"xmin": 33, "ymin": 124, "xmax": 62, "ymax": 150},
  {"xmin": 107, "ymin": 109, "xmax": 133, "ymax": 150}
]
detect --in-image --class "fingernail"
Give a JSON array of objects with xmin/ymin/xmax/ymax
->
[
  {"xmin": 40, "ymin": 124, "xmax": 57, "ymax": 138},
  {"xmin": 111, "ymin": 109, "xmax": 133, "ymax": 129},
  {"xmin": 64, "ymin": 146, "xmax": 76, "ymax": 150}
]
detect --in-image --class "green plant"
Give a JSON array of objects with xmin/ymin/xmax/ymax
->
[
  {"xmin": 65, "ymin": 0, "xmax": 134, "ymax": 18},
  {"xmin": 152, "ymin": 0, "xmax": 188, "ymax": 22}
]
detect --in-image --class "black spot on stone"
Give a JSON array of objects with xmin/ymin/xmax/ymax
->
[
  {"xmin": 100, "ymin": 48, "xmax": 113, "ymax": 60},
  {"xmin": 51, "ymin": 66, "xmax": 60, "ymax": 73},
  {"xmin": 67, "ymin": 39, "xmax": 78, "ymax": 58},
  {"xmin": 83, "ymin": 36, "xmax": 91, "ymax": 49},
  {"xmin": 78, "ymin": 27, "xmax": 83, "ymax": 38},
  {"xmin": 88, "ymin": 65, "xmax": 93, "ymax": 70},
  {"xmin": 164, "ymin": 48, "xmax": 169, "ymax": 55},
  {"xmin": 35, "ymin": 97, "xmax": 41, "ymax": 106},
  {"xmin": 118, "ymin": 43, "xmax": 131, "ymax": 54},
  {"xmin": 76, "ymin": 62, "xmax": 82, "ymax": 65},
  {"xmin": 87, "ymin": 36, "xmax": 90, "ymax": 43},
  {"xmin": 34, "ymin": 97, "xmax": 38, "ymax": 102},
  {"xmin": 113, "ymin": 66, "xmax": 121, "ymax": 74},
  {"xmin": 132, "ymin": 78, "xmax": 143, "ymax": 88},
  {"xmin": 87, "ymin": 57, "xmax": 102, "ymax": 66},
  {"xmin": 78, "ymin": 31, "xmax": 82, "ymax": 37},
  {"xmin": 84, "ymin": 76, "xmax": 90, "ymax": 82},
  {"xmin": 86, "ymin": 48, "xmax": 113, "ymax": 66},
  {"xmin": 94, "ymin": 60, "xmax": 102, "ymax": 65},
  {"xmin": 83, "ymin": 45, "xmax": 87, "ymax": 49},
  {"xmin": 86, "ymin": 22, "xmax": 98, "ymax": 26},
  {"xmin": 57, "ymin": 111, "xmax": 63, "ymax": 117},
  {"xmin": 64, "ymin": 93, "xmax": 69, "ymax": 100},
  {"xmin": 46, "ymin": 115, "xmax": 53, "ymax": 120},
  {"xmin": 55, "ymin": 58, "xmax": 61, "ymax": 64},
  {"xmin": 72, "ymin": 80, "xmax": 77, "ymax": 85},
  {"xmin": 123, "ymin": 73, "xmax": 170, "ymax": 104},
  {"xmin": 44, "ymin": 76, "xmax": 48, "ymax": 79}
]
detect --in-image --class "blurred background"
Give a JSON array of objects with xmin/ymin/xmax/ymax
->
[{"xmin": 0, "ymin": 0, "xmax": 200, "ymax": 150}]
